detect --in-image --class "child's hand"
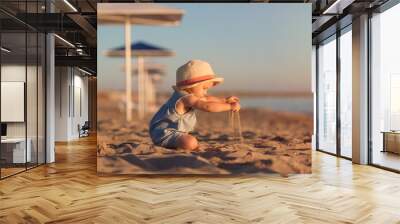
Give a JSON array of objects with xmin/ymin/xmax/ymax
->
[
  {"xmin": 230, "ymin": 102, "xmax": 241, "ymax": 112},
  {"xmin": 226, "ymin": 96, "xmax": 240, "ymax": 104}
]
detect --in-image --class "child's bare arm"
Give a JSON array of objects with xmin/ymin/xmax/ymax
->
[
  {"xmin": 204, "ymin": 95, "xmax": 226, "ymax": 103},
  {"xmin": 205, "ymin": 95, "xmax": 240, "ymax": 103},
  {"xmin": 183, "ymin": 95, "xmax": 235, "ymax": 112}
]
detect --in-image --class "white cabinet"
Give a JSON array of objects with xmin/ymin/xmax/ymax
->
[{"xmin": 1, "ymin": 138, "xmax": 32, "ymax": 163}]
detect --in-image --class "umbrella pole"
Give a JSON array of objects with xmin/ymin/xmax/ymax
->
[
  {"xmin": 143, "ymin": 66, "xmax": 148, "ymax": 114},
  {"xmin": 149, "ymin": 78, "xmax": 154, "ymax": 111},
  {"xmin": 125, "ymin": 18, "xmax": 132, "ymax": 121},
  {"xmin": 138, "ymin": 56, "xmax": 145, "ymax": 119}
]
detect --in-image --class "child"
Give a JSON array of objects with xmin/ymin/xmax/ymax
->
[{"xmin": 149, "ymin": 60, "xmax": 240, "ymax": 151}]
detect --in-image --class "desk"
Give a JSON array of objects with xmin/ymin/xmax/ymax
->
[
  {"xmin": 1, "ymin": 138, "xmax": 31, "ymax": 163},
  {"xmin": 382, "ymin": 131, "xmax": 400, "ymax": 154}
]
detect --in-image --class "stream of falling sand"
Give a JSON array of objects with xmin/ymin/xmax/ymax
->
[{"xmin": 230, "ymin": 111, "xmax": 244, "ymax": 144}]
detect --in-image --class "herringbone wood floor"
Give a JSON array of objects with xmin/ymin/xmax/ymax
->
[{"xmin": 1, "ymin": 135, "xmax": 400, "ymax": 224}]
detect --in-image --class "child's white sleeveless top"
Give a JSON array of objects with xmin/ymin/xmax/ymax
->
[{"xmin": 149, "ymin": 90, "xmax": 197, "ymax": 144}]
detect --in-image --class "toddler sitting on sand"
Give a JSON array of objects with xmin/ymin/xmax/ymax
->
[{"xmin": 149, "ymin": 60, "xmax": 240, "ymax": 151}]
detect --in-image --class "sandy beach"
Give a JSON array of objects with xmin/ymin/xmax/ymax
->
[{"xmin": 97, "ymin": 91, "xmax": 313, "ymax": 175}]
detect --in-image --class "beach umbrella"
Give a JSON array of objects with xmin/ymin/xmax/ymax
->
[
  {"xmin": 98, "ymin": 3, "xmax": 184, "ymax": 121},
  {"xmin": 123, "ymin": 62, "xmax": 166, "ymax": 112},
  {"xmin": 137, "ymin": 64, "xmax": 165, "ymax": 112},
  {"xmin": 105, "ymin": 41, "xmax": 174, "ymax": 118},
  {"xmin": 129, "ymin": 62, "xmax": 166, "ymax": 77}
]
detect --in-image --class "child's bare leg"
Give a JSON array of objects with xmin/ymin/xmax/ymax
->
[{"xmin": 177, "ymin": 134, "xmax": 198, "ymax": 151}]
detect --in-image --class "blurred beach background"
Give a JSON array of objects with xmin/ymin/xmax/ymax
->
[{"xmin": 97, "ymin": 3, "xmax": 313, "ymax": 175}]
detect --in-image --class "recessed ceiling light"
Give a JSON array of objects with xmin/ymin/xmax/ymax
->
[
  {"xmin": 323, "ymin": 0, "xmax": 343, "ymax": 14},
  {"xmin": 63, "ymin": 0, "xmax": 78, "ymax": 12},
  {"xmin": 54, "ymin": 34, "xmax": 75, "ymax": 48},
  {"xmin": 323, "ymin": 0, "xmax": 355, "ymax": 15},
  {"xmin": 78, "ymin": 67, "xmax": 93, "ymax": 76}
]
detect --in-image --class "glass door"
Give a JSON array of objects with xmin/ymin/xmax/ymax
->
[{"xmin": 317, "ymin": 35, "xmax": 337, "ymax": 154}]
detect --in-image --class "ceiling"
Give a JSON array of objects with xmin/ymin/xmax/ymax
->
[
  {"xmin": 0, "ymin": 0, "xmax": 97, "ymax": 74},
  {"xmin": 310, "ymin": 0, "xmax": 390, "ymax": 43}
]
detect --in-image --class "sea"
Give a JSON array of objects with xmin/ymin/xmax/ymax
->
[{"xmin": 239, "ymin": 96, "xmax": 313, "ymax": 114}]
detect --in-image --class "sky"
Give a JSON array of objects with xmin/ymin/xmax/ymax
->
[{"xmin": 98, "ymin": 3, "xmax": 311, "ymax": 93}]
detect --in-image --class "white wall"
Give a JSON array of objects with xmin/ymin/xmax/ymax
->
[
  {"xmin": 54, "ymin": 67, "xmax": 89, "ymax": 141},
  {"xmin": 1, "ymin": 65, "xmax": 26, "ymax": 142},
  {"xmin": 75, "ymin": 71, "xmax": 89, "ymax": 138},
  {"xmin": 55, "ymin": 66, "xmax": 70, "ymax": 141},
  {"xmin": 1, "ymin": 64, "xmax": 46, "ymax": 164},
  {"xmin": 1, "ymin": 65, "xmax": 35, "ymax": 138}
]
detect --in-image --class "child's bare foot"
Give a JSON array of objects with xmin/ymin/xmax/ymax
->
[{"xmin": 177, "ymin": 134, "xmax": 198, "ymax": 151}]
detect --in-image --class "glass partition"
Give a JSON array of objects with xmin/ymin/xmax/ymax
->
[
  {"xmin": 0, "ymin": 30, "xmax": 28, "ymax": 178},
  {"xmin": 370, "ymin": 3, "xmax": 400, "ymax": 171},
  {"xmin": 317, "ymin": 35, "xmax": 337, "ymax": 154},
  {"xmin": 27, "ymin": 30, "xmax": 38, "ymax": 169},
  {"xmin": 0, "ymin": 1, "xmax": 46, "ymax": 179},
  {"xmin": 339, "ymin": 27, "xmax": 352, "ymax": 158}
]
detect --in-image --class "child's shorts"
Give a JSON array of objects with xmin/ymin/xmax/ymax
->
[{"xmin": 150, "ymin": 128, "xmax": 186, "ymax": 149}]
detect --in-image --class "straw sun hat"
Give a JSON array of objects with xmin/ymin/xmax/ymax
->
[{"xmin": 173, "ymin": 60, "xmax": 224, "ymax": 90}]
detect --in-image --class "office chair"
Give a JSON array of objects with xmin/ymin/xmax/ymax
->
[{"xmin": 79, "ymin": 121, "xmax": 90, "ymax": 138}]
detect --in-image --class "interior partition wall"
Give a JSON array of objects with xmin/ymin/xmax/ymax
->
[
  {"xmin": 0, "ymin": 1, "xmax": 46, "ymax": 179},
  {"xmin": 370, "ymin": 2, "xmax": 400, "ymax": 172},
  {"xmin": 315, "ymin": 24, "xmax": 353, "ymax": 159}
]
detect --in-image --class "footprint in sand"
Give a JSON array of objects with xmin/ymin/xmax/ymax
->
[
  {"xmin": 194, "ymin": 149, "xmax": 236, "ymax": 161},
  {"xmin": 242, "ymin": 131, "xmax": 257, "ymax": 139},
  {"xmin": 271, "ymin": 136, "xmax": 288, "ymax": 143},
  {"xmin": 134, "ymin": 132, "xmax": 149, "ymax": 137},
  {"xmin": 196, "ymin": 133, "xmax": 211, "ymax": 141},
  {"xmin": 253, "ymin": 143, "xmax": 275, "ymax": 149},
  {"xmin": 263, "ymin": 151, "xmax": 276, "ymax": 155},
  {"xmin": 217, "ymin": 162, "xmax": 274, "ymax": 174},
  {"xmin": 215, "ymin": 134, "xmax": 230, "ymax": 141},
  {"xmin": 108, "ymin": 143, "xmax": 139, "ymax": 154},
  {"xmin": 260, "ymin": 159, "xmax": 273, "ymax": 166},
  {"xmin": 260, "ymin": 135, "xmax": 271, "ymax": 140}
]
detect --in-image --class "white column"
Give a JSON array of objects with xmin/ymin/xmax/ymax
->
[
  {"xmin": 352, "ymin": 14, "xmax": 369, "ymax": 164},
  {"xmin": 125, "ymin": 18, "xmax": 132, "ymax": 122},
  {"xmin": 312, "ymin": 45, "xmax": 317, "ymax": 150},
  {"xmin": 148, "ymin": 77, "xmax": 156, "ymax": 112},
  {"xmin": 46, "ymin": 32, "xmax": 55, "ymax": 163}
]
